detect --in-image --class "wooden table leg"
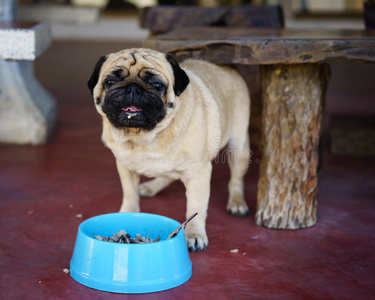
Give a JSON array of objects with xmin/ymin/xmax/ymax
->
[{"xmin": 255, "ymin": 63, "xmax": 330, "ymax": 229}]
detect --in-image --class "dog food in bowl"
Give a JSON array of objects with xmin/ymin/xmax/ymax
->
[{"xmin": 94, "ymin": 230, "xmax": 161, "ymax": 244}]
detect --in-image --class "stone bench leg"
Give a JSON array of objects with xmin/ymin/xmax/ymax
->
[
  {"xmin": 255, "ymin": 63, "xmax": 330, "ymax": 229},
  {"xmin": 0, "ymin": 60, "xmax": 56, "ymax": 145}
]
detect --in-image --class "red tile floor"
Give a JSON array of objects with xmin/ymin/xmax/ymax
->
[{"xmin": 0, "ymin": 41, "xmax": 374, "ymax": 299}]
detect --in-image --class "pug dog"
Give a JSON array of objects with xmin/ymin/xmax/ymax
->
[{"xmin": 88, "ymin": 48, "xmax": 250, "ymax": 251}]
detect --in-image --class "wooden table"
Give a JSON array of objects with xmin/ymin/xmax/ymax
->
[{"xmin": 145, "ymin": 28, "xmax": 375, "ymax": 229}]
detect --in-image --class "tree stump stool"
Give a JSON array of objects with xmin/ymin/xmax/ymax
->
[
  {"xmin": 145, "ymin": 27, "xmax": 375, "ymax": 229},
  {"xmin": 255, "ymin": 63, "xmax": 330, "ymax": 229}
]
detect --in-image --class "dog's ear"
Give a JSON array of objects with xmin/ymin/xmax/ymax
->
[
  {"xmin": 88, "ymin": 56, "xmax": 107, "ymax": 95},
  {"xmin": 166, "ymin": 54, "xmax": 189, "ymax": 96}
]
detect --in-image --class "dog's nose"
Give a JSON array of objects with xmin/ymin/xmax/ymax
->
[{"xmin": 126, "ymin": 84, "xmax": 141, "ymax": 97}]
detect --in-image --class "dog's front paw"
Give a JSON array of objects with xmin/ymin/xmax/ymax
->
[
  {"xmin": 227, "ymin": 194, "xmax": 249, "ymax": 217},
  {"xmin": 185, "ymin": 227, "xmax": 208, "ymax": 252},
  {"xmin": 186, "ymin": 235, "xmax": 208, "ymax": 252}
]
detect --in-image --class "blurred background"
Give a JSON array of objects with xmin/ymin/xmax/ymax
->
[{"xmin": 15, "ymin": 0, "xmax": 368, "ymax": 40}]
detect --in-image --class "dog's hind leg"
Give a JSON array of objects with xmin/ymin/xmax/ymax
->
[
  {"xmin": 139, "ymin": 177, "xmax": 175, "ymax": 197},
  {"xmin": 226, "ymin": 131, "xmax": 250, "ymax": 217}
]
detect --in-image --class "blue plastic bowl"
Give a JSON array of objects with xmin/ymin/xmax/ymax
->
[{"xmin": 70, "ymin": 213, "xmax": 192, "ymax": 293}]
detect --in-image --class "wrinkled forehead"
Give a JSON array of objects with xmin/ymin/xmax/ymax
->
[{"xmin": 101, "ymin": 49, "xmax": 171, "ymax": 79}]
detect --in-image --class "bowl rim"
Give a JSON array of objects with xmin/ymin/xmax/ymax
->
[{"xmin": 78, "ymin": 212, "xmax": 184, "ymax": 246}]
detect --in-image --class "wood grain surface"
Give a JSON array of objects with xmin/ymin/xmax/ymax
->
[{"xmin": 144, "ymin": 27, "xmax": 375, "ymax": 64}]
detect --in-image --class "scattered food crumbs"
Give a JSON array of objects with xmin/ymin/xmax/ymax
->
[
  {"xmin": 251, "ymin": 236, "xmax": 258, "ymax": 239},
  {"xmin": 69, "ymin": 204, "xmax": 73, "ymax": 208},
  {"xmin": 27, "ymin": 210, "xmax": 34, "ymax": 215},
  {"xmin": 63, "ymin": 268, "xmax": 70, "ymax": 274},
  {"xmin": 39, "ymin": 281, "xmax": 42, "ymax": 284},
  {"xmin": 76, "ymin": 214, "xmax": 83, "ymax": 218},
  {"xmin": 243, "ymin": 252, "xmax": 246, "ymax": 256},
  {"xmin": 95, "ymin": 229, "xmax": 160, "ymax": 244},
  {"xmin": 230, "ymin": 249, "xmax": 239, "ymax": 253}
]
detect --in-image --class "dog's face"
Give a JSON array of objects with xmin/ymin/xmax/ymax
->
[{"xmin": 88, "ymin": 48, "xmax": 189, "ymax": 130}]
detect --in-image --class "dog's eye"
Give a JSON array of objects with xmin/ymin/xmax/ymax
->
[
  {"xmin": 104, "ymin": 80, "xmax": 116, "ymax": 89},
  {"xmin": 152, "ymin": 82, "xmax": 163, "ymax": 91}
]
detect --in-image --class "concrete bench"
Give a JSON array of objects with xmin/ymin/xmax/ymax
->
[{"xmin": 0, "ymin": 21, "xmax": 56, "ymax": 145}]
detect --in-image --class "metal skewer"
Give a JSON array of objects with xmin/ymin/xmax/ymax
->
[{"xmin": 166, "ymin": 212, "xmax": 198, "ymax": 240}]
